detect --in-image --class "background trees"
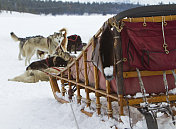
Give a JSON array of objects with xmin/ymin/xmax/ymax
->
[{"xmin": 0, "ymin": 0, "xmax": 140, "ymax": 15}]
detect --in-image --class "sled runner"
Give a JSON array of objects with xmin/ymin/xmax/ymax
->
[{"xmin": 48, "ymin": 4, "xmax": 176, "ymax": 129}]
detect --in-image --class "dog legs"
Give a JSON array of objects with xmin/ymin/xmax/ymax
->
[
  {"xmin": 18, "ymin": 51, "xmax": 22, "ymax": 60},
  {"xmin": 74, "ymin": 43, "xmax": 77, "ymax": 54},
  {"xmin": 25, "ymin": 48, "xmax": 35, "ymax": 66},
  {"xmin": 25, "ymin": 57, "xmax": 31, "ymax": 66},
  {"xmin": 18, "ymin": 43, "xmax": 23, "ymax": 60}
]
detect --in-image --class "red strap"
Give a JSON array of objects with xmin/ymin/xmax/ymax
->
[
  {"xmin": 40, "ymin": 67, "xmax": 64, "ymax": 76},
  {"xmin": 68, "ymin": 35, "xmax": 78, "ymax": 42},
  {"xmin": 51, "ymin": 67, "xmax": 64, "ymax": 71}
]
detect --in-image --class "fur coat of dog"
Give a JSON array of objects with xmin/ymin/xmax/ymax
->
[
  {"xmin": 8, "ymin": 68, "xmax": 60, "ymax": 83},
  {"xmin": 10, "ymin": 28, "xmax": 68, "ymax": 66}
]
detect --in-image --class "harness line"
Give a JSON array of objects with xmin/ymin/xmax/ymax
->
[
  {"xmin": 161, "ymin": 16, "xmax": 169, "ymax": 54},
  {"xmin": 69, "ymin": 100, "xmax": 80, "ymax": 129},
  {"xmin": 163, "ymin": 71, "xmax": 175, "ymax": 125}
]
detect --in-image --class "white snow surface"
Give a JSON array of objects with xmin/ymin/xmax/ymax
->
[
  {"xmin": 169, "ymin": 88, "xmax": 176, "ymax": 94},
  {"xmin": 0, "ymin": 11, "xmax": 175, "ymax": 129},
  {"xmin": 104, "ymin": 66, "xmax": 113, "ymax": 76}
]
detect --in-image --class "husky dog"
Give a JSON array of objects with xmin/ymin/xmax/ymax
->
[
  {"xmin": 10, "ymin": 28, "xmax": 67, "ymax": 66},
  {"xmin": 54, "ymin": 47, "xmax": 76, "ymax": 64},
  {"xmin": 10, "ymin": 32, "xmax": 44, "ymax": 60},
  {"xmin": 32, "ymin": 28, "xmax": 68, "ymax": 59},
  {"xmin": 8, "ymin": 68, "xmax": 60, "ymax": 83},
  {"xmin": 26, "ymin": 56, "xmax": 68, "ymax": 71},
  {"xmin": 67, "ymin": 35, "xmax": 82, "ymax": 54},
  {"xmin": 58, "ymin": 34, "xmax": 86, "ymax": 54}
]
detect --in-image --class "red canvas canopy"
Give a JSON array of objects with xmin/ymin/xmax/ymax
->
[
  {"xmin": 122, "ymin": 21, "xmax": 176, "ymax": 71},
  {"xmin": 89, "ymin": 19, "xmax": 176, "ymax": 95}
]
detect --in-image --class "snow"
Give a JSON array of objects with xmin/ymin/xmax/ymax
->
[
  {"xmin": 104, "ymin": 66, "xmax": 113, "ymax": 76},
  {"xmin": 0, "ymin": 11, "xmax": 175, "ymax": 129},
  {"xmin": 169, "ymin": 88, "xmax": 176, "ymax": 94},
  {"xmin": 133, "ymin": 92, "xmax": 149, "ymax": 99}
]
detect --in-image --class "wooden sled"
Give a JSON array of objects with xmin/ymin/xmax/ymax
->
[{"xmin": 48, "ymin": 4, "xmax": 176, "ymax": 129}]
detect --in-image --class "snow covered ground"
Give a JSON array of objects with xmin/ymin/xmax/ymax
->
[{"xmin": 0, "ymin": 11, "xmax": 175, "ymax": 129}]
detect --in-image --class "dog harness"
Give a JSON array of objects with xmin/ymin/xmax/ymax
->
[{"xmin": 67, "ymin": 35, "xmax": 78, "ymax": 42}]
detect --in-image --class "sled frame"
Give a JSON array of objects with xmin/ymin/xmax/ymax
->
[
  {"xmin": 48, "ymin": 19, "xmax": 176, "ymax": 117},
  {"xmin": 48, "ymin": 5, "xmax": 176, "ymax": 122}
]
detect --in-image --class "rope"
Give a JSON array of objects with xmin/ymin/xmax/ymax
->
[
  {"xmin": 161, "ymin": 16, "xmax": 169, "ymax": 54},
  {"xmin": 171, "ymin": 70, "xmax": 176, "ymax": 87},
  {"xmin": 69, "ymin": 101, "xmax": 80, "ymax": 129},
  {"xmin": 136, "ymin": 68, "xmax": 148, "ymax": 107},
  {"xmin": 162, "ymin": 17, "xmax": 166, "ymax": 46},
  {"xmin": 163, "ymin": 71, "xmax": 175, "ymax": 125},
  {"xmin": 163, "ymin": 71, "xmax": 170, "ymax": 104}
]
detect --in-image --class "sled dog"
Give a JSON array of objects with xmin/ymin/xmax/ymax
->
[
  {"xmin": 26, "ymin": 56, "xmax": 68, "ymax": 71},
  {"xmin": 10, "ymin": 28, "xmax": 67, "ymax": 66},
  {"xmin": 54, "ymin": 47, "xmax": 76, "ymax": 64},
  {"xmin": 8, "ymin": 68, "xmax": 60, "ymax": 83},
  {"xmin": 67, "ymin": 34, "xmax": 82, "ymax": 54},
  {"xmin": 10, "ymin": 32, "xmax": 44, "ymax": 60}
]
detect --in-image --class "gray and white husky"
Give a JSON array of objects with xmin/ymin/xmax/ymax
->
[{"xmin": 10, "ymin": 28, "xmax": 67, "ymax": 66}]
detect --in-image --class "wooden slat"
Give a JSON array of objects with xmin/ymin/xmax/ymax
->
[
  {"xmin": 80, "ymin": 109, "xmax": 93, "ymax": 117},
  {"xmin": 124, "ymin": 94, "xmax": 176, "ymax": 106},
  {"xmin": 122, "ymin": 15, "xmax": 176, "ymax": 22},
  {"xmin": 106, "ymin": 80, "xmax": 113, "ymax": 118},
  {"xmin": 48, "ymin": 72, "xmax": 176, "ymax": 105},
  {"xmin": 76, "ymin": 60, "xmax": 82, "ymax": 104},
  {"xmin": 53, "ymin": 94, "xmax": 94, "ymax": 117},
  {"xmin": 92, "ymin": 37, "xmax": 101, "ymax": 115},
  {"xmin": 49, "ymin": 76, "xmax": 60, "ymax": 93},
  {"xmin": 118, "ymin": 95, "xmax": 124, "ymax": 116},
  {"xmin": 83, "ymin": 51, "xmax": 91, "ymax": 107},
  {"xmin": 84, "ymin": 52, "xmax": 89, "ymax": 86},
  {"xmin": 60, "ymin": 72, "xmax": 66, "ymax": 96},
  {"xmin": 123, "ymin": 69, "xmax": 176, "ymax": 78},
  {"xmin": 68, "ymin": 67, "xmax": 73, "ymax": 100},
  {"xmin": 48, "ymin": 70, "xmax": 176, "ymax": 114},
  {"xmin": 54, "ymin": 93, "xmax": 69, "ymax": 104}
]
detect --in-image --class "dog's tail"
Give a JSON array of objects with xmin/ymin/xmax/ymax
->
[
  {"xmin": 59, "ymin": 28, "xmax": 67, "ymax": 36},
  {"xmin": 59, "ymin": 28, "xmax": 68, "ymax": 52},
  {"xmin": 10, "ymin": 32, "xmax": 21, "ymax": 42}
]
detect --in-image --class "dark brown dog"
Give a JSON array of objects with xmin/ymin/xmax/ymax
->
[
  {"xmin": 67, "ymin": 35, "xmax": 83, "ymax": 54},
  {"xmin": 26, "ymin": 56, "xmax": 68, "ymax": 70}
]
